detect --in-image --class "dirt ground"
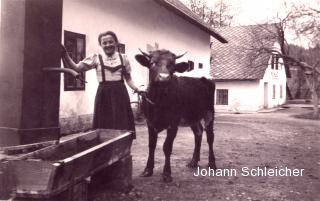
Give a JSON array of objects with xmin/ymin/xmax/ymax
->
[{"xmin": 91, "ymin": 107, "xmax": 320, "ymax": 201}]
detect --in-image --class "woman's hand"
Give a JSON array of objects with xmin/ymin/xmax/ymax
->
[
  {"xmin": 60, "ymin": 44, "xmax": 68, "ymax": 57},
  {"xmin": 134, "ymin": 85, "xmax": 147, "ymax": 94}
]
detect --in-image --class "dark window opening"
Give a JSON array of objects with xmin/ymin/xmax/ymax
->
[
  {"xmin": 271, "ymin": 54, "xmax": 279, "ymax": 70},
  {"xmin": 199, "ymin": 63, "xmax": 203, "ymax": 69},
  {"xmin": 216, "ymin": 89, "xmax": 228, "ymax": 105},
  {"xmin": 118, "ymin": 43, "xmax": 125, "ymax": 54},
  {"xmin": 188, "ymin": 60, "xmax": 194, "ymax": 71}
]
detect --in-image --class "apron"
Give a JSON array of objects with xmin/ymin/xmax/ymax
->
[{"xmin": 92, "ymin": 54, "xmax": 135, "ymax": 138}]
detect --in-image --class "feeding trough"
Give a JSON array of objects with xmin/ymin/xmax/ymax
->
[{"xmin": 7, "ymin": 129, "xmax": 134, "ymax": 199}]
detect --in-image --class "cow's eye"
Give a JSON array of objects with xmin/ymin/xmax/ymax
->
[{"xmin": 150, "ymin": 62, "xmax": 157, "ymax": 68}]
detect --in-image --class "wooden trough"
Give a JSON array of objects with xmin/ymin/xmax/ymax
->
[{"xmin": 7, "ymin": 129, "xmax": 134, "ymax": 199}]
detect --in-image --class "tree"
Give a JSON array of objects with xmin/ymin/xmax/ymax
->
[
  {"xmin": 183, "ymin": 0, "xmax": 233, "ymax": 28},
  {"xmin": 286, "ymin": 44, "xmax": 311, "ymax": 99},
  {"xmin": 244, "ymin": 3, "xmax": 320, "ymax": 118}
]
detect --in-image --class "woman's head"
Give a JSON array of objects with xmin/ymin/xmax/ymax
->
[{"xmin": 98, "ymin": 31, "xmax": 119, "ymax": 56}]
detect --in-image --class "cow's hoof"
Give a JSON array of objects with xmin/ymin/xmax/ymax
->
[
  {"xmin": 140, "ymin": 168, "xmax": 153, "ymax": 177},
  {"xmin": 208, "ymin": 162, "xmax": 217, "ymax": 169},
  {"xmin": 162, "ymin": 174, "xmax": 173, "ymax": 183},
  {"xmin": 186, "ymin": 160, "xmax": 198, "ymax": 168}
]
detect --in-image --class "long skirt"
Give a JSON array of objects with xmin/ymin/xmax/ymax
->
[{"xmin": 93, "ymin": 81, "xmax": 135, "ymax": 137}]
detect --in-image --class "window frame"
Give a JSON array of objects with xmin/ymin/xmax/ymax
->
[
  {"xmin": 188, "ymin": 60, "xmax": 194, "ymax": 71},
  {"xmin": 63, "ymin": 30, "xmax": 86, "ymax": 91},
  {"xmin": 275, "ymin": 55, "xmax": 279, "ymax": 70},
  {"xmin": 118, "ymin": 43, "xmax": 126, "ymax": 54},
  {"xmin": 216, "ymin": 89, "xmax": 229, "ymax": 105},
  {"xmin": 271, "ymin": 54, "xmax": 279, "ymax": 70},
  {"xmin": 272, "ymin": 84, "xmax": 276, "ymax": 99}
]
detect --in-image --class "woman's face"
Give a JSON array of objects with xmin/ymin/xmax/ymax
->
[{"xmin": 100, "ymin": 35, "xmax": 117, "ymax": 56}]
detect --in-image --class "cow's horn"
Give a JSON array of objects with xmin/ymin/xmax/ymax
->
[
  {"xmin": 139, "ymin": 48, "xmax": 151, "ymax": 58},
  {"xmin": 175, "ymin": 51, "xmax": 188, "ymax": 59}
]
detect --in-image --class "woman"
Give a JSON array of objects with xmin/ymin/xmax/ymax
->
[{"xmin": 61, "ymin": 31, "xmax": 140, "ymax": 137}]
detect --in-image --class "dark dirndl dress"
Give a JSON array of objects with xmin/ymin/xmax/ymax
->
[{"xmin": 92, "ymin": 54, "xmax": 135, "ymax": 138}]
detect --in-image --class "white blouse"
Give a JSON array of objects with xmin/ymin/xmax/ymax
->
[{"xmin": 80, "ymin": 52, "xmax": 132, "ymax": 82}]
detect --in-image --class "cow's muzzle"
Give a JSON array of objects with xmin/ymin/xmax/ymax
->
[{"xmin": 157, "ymin": 73, "xmax": 170, "ymax": 82}]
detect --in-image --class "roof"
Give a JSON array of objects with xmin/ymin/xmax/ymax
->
[
  {"xmin": 154, "ymin": 0, "xmax": 228, "ymax": 43},
  {"xmin": 210, "ymin": 24, "xmax": 281, "ymax": 80}
]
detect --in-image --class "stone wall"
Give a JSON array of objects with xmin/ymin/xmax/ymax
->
[{"xmin": 59, "ymin": 114, "xmax": 93, "ymax": 135}]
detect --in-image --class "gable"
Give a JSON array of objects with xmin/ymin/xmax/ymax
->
[{"xmin": 210, "ymin": 24, "xmax": 278, "ymax": 80}]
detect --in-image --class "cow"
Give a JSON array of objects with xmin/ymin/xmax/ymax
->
[{"xmin": 135, "ymin": 49, "xmax": 216, "ymax": 182}]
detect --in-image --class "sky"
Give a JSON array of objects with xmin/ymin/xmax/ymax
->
[
  {"xmin": 1, "ymin": 0, "xmax": 317, "ymax": 46},
  {"xmin": 181, "ymin": 0, "xmax": 319, "ymax": 46},
  {"xmin": 229, "ymin": 0, "xmax": 318, "ymax": 46},
  {"xmin": 198, "ymin": 0, "xmax": 318, "ymax": 26}
]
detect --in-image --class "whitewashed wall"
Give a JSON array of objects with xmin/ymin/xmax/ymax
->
[
  {"xmin": 260, "ymin": 56, "xmax": 287, "ymax": 108},
  {"xmin": 215, "ymin": 54, "xmax": 287, "ymax": 113},
  {"xmin": 215, "ymin": 80, "xmax": 262, "ymax": 112},
  {"xmin": 60, "ymin": 0, "xmax": 212, "ymax": 120}
]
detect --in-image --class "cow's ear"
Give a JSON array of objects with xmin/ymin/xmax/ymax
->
[
  {"xmin": 174, "ymin": 62, "xmax": 189, "ymax": 73},
  {"xmin": 135, "ymin": 54, "xmax": 150, "ymax": 68}
]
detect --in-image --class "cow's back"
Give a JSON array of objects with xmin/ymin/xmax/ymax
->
[
  {"xmin": 142, "ymin": 76, "xmax": 215, "ymax": 129},
  {"xmin": 176, "ymin": 76, "xmax": 215, "ymax": 124}
]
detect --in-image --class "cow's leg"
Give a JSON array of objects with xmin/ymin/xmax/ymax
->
[
  {"xmin": 140, "ymin": 126, "xmax": 159, "ymax": 177},
  {"xmin": 205, "ymin": 111, "xmax": 217, "ymax": 169},
  {"xmin": 187, "ymin": 122, "xmax": 203, "ymax": 168},
  {"xmin": 162, "ymin": 126, "xmax": 178, "ymax": 182}
]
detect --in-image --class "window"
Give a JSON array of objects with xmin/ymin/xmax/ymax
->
[
  {"xmin": 188, "ymin": 60, "xmax": 194, "ymax": 71},
  {"xmin": 216, "ymin": 89, "xmax": 228, "ymax": 105},
  {"xmin": 199, "ymin": 63, "xmax": 203, "ymax": 69},
  {"xmin": 280, "ymin": 85, "xmax": 283, "ymax": 98},
  {"xmin": 210, "ymin": 56, "xmax": 213, "ymax": 64},
  {"xmin": 64, "ymin": 31, "xmax": 86, "ymax": 91},
  {"xmin": 118, "ymin": 43, "xmax": 125, "ymax": 54},
  {"xmin": 272, "ymin": 84, "xmax": 276, "ymax": 99},
  {"xmin": 271, "ymin": 54, "xmax": 279, "ymax": 70}
]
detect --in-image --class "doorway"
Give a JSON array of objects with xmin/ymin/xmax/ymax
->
[{"xmin": 264, "ymin": 82, "xmax": 268, "ymax": 108}]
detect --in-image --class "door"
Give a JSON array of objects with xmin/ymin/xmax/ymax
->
[{"xmin": 264, "ymin": 82, "xmax": 268, "ymax": 108}]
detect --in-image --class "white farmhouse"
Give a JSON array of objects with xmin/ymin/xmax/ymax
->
[
  {"xmin": 0, "ymin": 0, "xmax": 226, "ymax": 145},
  {"xmin": 210, "ymin": 24, "xmax": 290, "ymax": 113},
  {"xmin": 59, "ymin": 0, "xmax": 227, "ymax": 133}
]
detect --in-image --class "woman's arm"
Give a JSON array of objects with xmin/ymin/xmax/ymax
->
[
  {"xmin": 124, "ymin": 74, "xmax": 139, "ymax": 92},
  {"xmin": 61, "ymin": 45, "xmax": 91, "ymax": 72},
  {"xmin": 122, "ymin": 54, "xmax": 141, "ymax": 92}
]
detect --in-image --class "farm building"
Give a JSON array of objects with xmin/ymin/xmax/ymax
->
[
  {"xmin": 59, "ymin": 0, "xmax": 227, "ymax": 134},
  {"xmin": 210, "ymin": 24, "xmax": 290, "ymax": 113},
  {"xmin": 0, "ymin": 0, "xmax": 226, "ymax": 145}
]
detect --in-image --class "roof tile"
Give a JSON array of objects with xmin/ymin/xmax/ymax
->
[{"xmin": 210, "ymin": 24, "xmax": 277, "ymax": 80}]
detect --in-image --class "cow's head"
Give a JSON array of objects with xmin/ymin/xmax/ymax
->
[{"xmin": 135, "ymin": 49, "xmax": 189, "ymax": 84}]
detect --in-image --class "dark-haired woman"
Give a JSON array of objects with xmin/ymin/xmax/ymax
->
[{"xmin": 61, "ymin": 31, "xmax": 139, "ymax": 137}]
